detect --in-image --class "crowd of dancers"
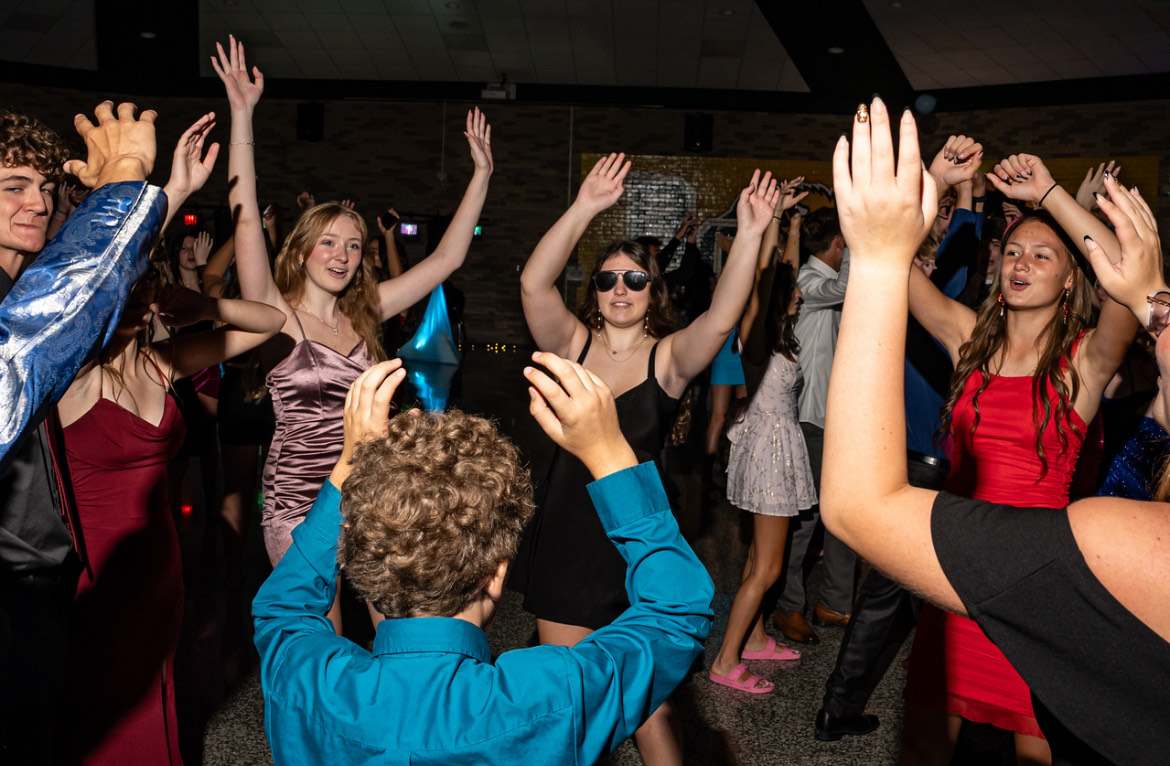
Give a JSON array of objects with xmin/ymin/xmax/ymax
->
[{"xmin": 1, "ymin": 35, "xmax": 1167, "ymax": 766}]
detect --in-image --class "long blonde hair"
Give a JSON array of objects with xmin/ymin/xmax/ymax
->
[
  {"xmin": 938, "ymin": 215, "xmax": 1093, "ymax": 476},
  {"xmin": 274, "ymin": 203, "xmax": 386, "ymax": 361}
]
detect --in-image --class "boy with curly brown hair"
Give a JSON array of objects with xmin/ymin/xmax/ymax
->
[{"xmin": 253, "ymin": 354, "xmax": 714, "ymax": 765}]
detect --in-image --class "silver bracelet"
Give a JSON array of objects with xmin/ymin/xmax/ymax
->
[{"xmin": 230, "ymin": 141, "xmax": 255, "ymax": 146}]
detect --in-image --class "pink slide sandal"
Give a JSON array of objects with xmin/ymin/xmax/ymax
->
[
  {"xmin": 741, "ymin": 636, "xmax": 801, "ymax": 661},
  {"xmin": 709, "ymin": 663, "xmax": 774, "ymax": 694}
]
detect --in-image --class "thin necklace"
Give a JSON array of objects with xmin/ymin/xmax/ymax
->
[
  {"xmin": 296, "ymin": 304, "xmax": 340, "ymax": 335},
  {"xmin": 598, "ymin": 328, "xmax": 645, "ymax": 363}
]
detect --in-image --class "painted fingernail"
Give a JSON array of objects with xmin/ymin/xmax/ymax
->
[
  {"xmin": 1104, "ymin": 170, "xmax": 1111, "ymax": 179},
  {"xmin": 1015, "ymin": 174, "xmax": 1025, "ymax": 181},
  {"xmin": 1083, "ymin": 235, "xmax": 1094, "ymax": 243},
  {"xmin": 856, "ymin": 104, "xmax": 869, "ymax": 123},
  {"xmin": 1093, "ymin": 192, "xmax": 1103, "ymax": 201}
]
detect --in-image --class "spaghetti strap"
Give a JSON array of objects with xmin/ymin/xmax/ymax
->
[
  {"xmin": 291, "ymin": 310, "xmax": 309, "ymax": 342},
  {"xmin": 646, "ymin": 341, "xmax": 660, "ymax": 381},
  {"xmin": 140, "ymin": 350, "xmax": 168, "ymax": 385},
  {"xmin": 575, "ymin": 333, "xmax": 592, "ymax": 365}
]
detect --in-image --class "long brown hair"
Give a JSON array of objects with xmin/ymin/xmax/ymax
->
[
  {"xmin": 766, "ymin": 261, "xmax": 800, "ymax": 362},
  {"xmin": 938, "ymin": 215, "xmax": 1093, "ymax": 476},
  {"xmin": 576, "ymin": 240, "xmax": 676, "ymax": 338},
  {"xmin": 274, "ymin": 202, "xmax": 386, "ymax": 361},
  {"xmin": 98, "ymin": 266, "xmax": 174, "ymax": 408}
]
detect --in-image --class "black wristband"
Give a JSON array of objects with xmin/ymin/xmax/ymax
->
[
  {"xmin": 972, "ymin": 194, "xmax": 986, "ymax": 202},
  {"xmin": 1038, "ymin": 183, "xmax": 1059, "ymax": 208}
]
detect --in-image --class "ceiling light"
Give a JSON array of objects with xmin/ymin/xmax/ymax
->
[
  {"xmin": 446, "ymin": 2, "xmax": 461, "ymax": 8},
  {"xmin": 140, "ymin": 31, "xmax": 156, "ymax": 39},
  {"xmin": 828, "ymin": 46, "xmax": 844, "ymax": 54},
  {"xmin": 890, "ymin": 1, "xmax": 903, "ymax": 7},
  {"xmin": 721, "ymin": 9, "xmax": 735, "ymax": 15}
]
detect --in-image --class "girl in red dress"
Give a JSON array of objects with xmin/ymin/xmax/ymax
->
[
  {"xmin": 55, "ymin": 270, "xmax": 283, "ymax": 765},
  {"xmin": 902, "ymin": 151, "xmax": 1136, "ymax": 765}
]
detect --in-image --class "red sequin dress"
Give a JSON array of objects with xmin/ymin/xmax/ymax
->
[{"xmin": 904, "ymin": 360, "xmax": 1086, "ymax": 738}]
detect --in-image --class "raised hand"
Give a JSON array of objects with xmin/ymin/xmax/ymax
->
[
  {"xmin": 524, "ymin": 351, "xmax": 636, "ymax": 479},
  {"xmin": 193, "ymin": 231, "xmax": 213, "ymax": 266},
  {"xmin": 573, "ymin": 153, "xmax": 630, "ymax": 217},
  {"xmin": 1083, "ymin": 177, "xmax": 1167, "ymax": 333},
  {"xmin": 377, "ymin": 207, "xmax": 399, "ymax": 234},
  {"xmin": 340, "ymin": 199, "xmax": 355, "ymax": 210},
  {"xmin": 833, "ymin": 97, "xmax": 936, "ymax": 268},
  {"xmin": 1076, "ymin": 161, "xmax": 1121, "ymax": 211},
  {"xmin": 55, "ymin": 182, "xmax": 77, "ymax": 219},
  {"xmin": 164, "ymin": 112, "xmax": 220, "ymax": 202},
  {"xmin": 334, "ymin": 360, "xmax": 406, "ymax": 485},
  {"xmin": 464, "ymin": 107, "xmax": 493, "ymax": 174},
  {"xmin": 1002, "ymin": 200, "xmax": 1023, "ymax": 224},
  {"xmin": 735, "ymin": 170, "xmax": 779, "ymax": 236},
  {"xmin": 296, "ymin": 191, "xmax": 315, "ymax": 210},
  {"xmin": 776, "ymin": 176, "xmax": 809, "ymax": 213},
  {"xmin": 674, "ymin": 212, "xmax": 698, "ymax": 241},
  {"xmin": 64, "ymin": 101, "xmax": 157, "ymax": 188},
  {"xmin": 151, "ymin": 284, "xmax": 211, "ymax": 327},
  {"xmin": 211, "ymin": 35, "xmax": 264, "ymax": 113},
  {"xmin": 715, "ymin": 231, "xmax": 734, "ymax": 253},
  {"xmin": 928, "ymin": 134, "xmax": 984, "ymax": 193},
  {"xmin": 987, "ymin": 153, "xmax": 1057, "ymax": 205}
]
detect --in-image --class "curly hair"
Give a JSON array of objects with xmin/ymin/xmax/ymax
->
[
  {"xmin": 274, "ymin": 202, "xmax": 386, "ymax": 361},
  {"xmin": 576, "ymin": 240, "xmax": 676, "ymax": 338},
  {"xmin": 338, "ymin": 409, "xmax": 535, "ymax": 618},
  {"xmin": 0, "ymin": 111, "xmax": 69, "ymax": 184},
  {"xmin": 937, "ymin": 214, "xmax": 1093, "ymax": 476}
]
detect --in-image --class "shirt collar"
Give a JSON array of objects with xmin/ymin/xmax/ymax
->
[
  {"xmin": 373, "ymin": 615, "xmax": 491, "ymax": 662},
  {"xmin": 805, "ymin": 255, "xmax": 839, "ymax": 277}
]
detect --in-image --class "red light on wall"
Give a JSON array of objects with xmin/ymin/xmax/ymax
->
[{"xmin": 183, "ymin": 213, "xmax": 198, "ymax": 227}]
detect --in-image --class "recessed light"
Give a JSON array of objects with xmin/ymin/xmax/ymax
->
[
  {"xmin": 721, "ymin": 8, "xmax": 735, "ymax": 15},
  {"xmin": 140, "ymin": 31, "xmax": 156, "ymax": 39},
  {"xmin": 446, "ymin": 1, "xmax": 461, "ymax": 8},
  {"xmin": 828, "ymin": 46, "xmax": 845, "ymax": 54},
  {"xmin": 890, "ymin": 1, "xmax": 903, "ymax": 7}
]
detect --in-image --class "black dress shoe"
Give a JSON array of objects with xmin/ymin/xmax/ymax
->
[{"xmin": 814, "ymin": 708, "xmax": 879, "ymax": 741}]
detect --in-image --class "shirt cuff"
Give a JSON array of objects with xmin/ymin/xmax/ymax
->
[
  {"xmin": 587, "ymin": 461, "xmax": 669, "ymax": 533},
  {"xmin": 300, "ymin": 480, "xmax": 344, "ymax": 541}
]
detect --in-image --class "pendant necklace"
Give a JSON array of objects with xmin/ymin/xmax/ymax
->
[{"xmin": 297, "ymin": 305, "xmax": 341, "ymax": 335}]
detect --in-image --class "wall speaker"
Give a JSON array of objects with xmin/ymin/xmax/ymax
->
[{"xmin": 684, "ymin": 113, "xmax": 713, "ymax": 153}]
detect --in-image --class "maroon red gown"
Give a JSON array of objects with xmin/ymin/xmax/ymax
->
[{"xmin": 62, "ymin": 390, "xmax": 186, "ymax": 765}]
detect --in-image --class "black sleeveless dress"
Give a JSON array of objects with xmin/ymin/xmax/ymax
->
[{"xmin": 509, "ymin": 336, "xmax": 681, "ymax": 629}]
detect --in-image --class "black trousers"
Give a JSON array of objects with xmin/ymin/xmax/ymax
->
[
  {"xmin": 821, "ymin": 454, "xmax": 949, "ymax": 719},
  {"xmin": 0, "ymin": 560, "xmax": 78, "ymax": 765}
]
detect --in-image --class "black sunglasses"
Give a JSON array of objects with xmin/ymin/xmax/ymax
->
[{"xmin": 592, "ymin": 270, "xmax": 649, "ymax": 292}]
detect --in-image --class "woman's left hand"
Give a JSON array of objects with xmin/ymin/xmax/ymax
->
[
  {"xmin": 334, "ymin": 360, "xmax": 406, "ymax": 485},
  {"xmin": 987, "ymin": 153, "xmax": 1056, "ymax": 205},
  {"xmin": 736, "ymin": 170, "xmax": 779, "ymax": 236},
  {"xmin": 465, "ymin": 107, "xmax": 493, "ymax": 174},
  {"xmin": 833, "ymin": 97, "xmax": 936, "ymax": 268}
]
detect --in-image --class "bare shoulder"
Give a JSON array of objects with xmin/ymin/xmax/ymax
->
[{"xmin": 1067, "ymin": 496, "xmax": 1170, "ymax": 640}]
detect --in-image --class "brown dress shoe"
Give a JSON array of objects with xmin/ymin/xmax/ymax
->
[
  {"xmin": 813, "ymin": 603, "xmax": 852, "ymax": 628},
  {"xmin": 772, "ymin": 609, "xmax": 820, "ymax": 645}
]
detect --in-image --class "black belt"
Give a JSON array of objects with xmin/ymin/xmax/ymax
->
[{"xmin": 907, "ymin": 449, "xmax": 949, "ymax": 471}]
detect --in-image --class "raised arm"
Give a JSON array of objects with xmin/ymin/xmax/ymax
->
[
  {"xmin": 520, "ymin": 152, "xmax": 630, "ymax": 356},
  {"xmin": 161, "ymin": 113, "xmax": 220, "ymax": 233},
  {"xmin": 659, "ymin": 171, "xmax": 778, "ymax": 393},
  {"xmin": 523, "ymin": 352, "xmax": 713, "ymax": 762},
  {"xmin": 376, "ymin": 110, "xmax": 492, "ymax": 319},
  {"xmin": 988, "ymin": 154, "xmax": 1137, "ymax": 389},
  {"xmin": 150, "ymin": 286, "xmax": 284, "ymax": 379},
  {"xmin": 739, "ymin": 180, "xmax": 807, "ymax": 365},
  {"xmin": 926, "ymin": 134, "xmax": 983, "ymax": 203},
  {"xmin": 821, "ymin": 98, "xmax": 963, "ymax": 613},
  {"xmin": 377, "ymin": 209, "xmax": 405, "ymax": 278},
  {"xmin": 908, "ymin": 260, "xmax": 977, "ymax": 361},
  {"xmin": 200, "ymin": 233, "xmax": 235, "ymax": 299},
  {"xmin": 0, "ymin": 101, "xmax": 165, "ymax": 469},
  {"xmin": 211, "ymin": 36, "xmax": 282, "ymax": 311}
]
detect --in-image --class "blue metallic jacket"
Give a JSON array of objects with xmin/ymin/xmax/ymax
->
[{"xmin": 0, "ymin": 181, "xmax": 166, "ymax": 470}]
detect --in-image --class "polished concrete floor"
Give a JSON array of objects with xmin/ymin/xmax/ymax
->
[{"xmin": 178, "ymin": 348, "xmax": 1014, "ymax": 765}]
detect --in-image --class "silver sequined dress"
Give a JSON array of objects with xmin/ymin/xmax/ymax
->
[{"xmin": 725, "ymin": 352, "xmax": 816, "ymax": 516}]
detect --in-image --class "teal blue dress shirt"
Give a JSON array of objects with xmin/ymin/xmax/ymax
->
[{"xmin": 253, "ymin": 461, "xmax": 714, "ymax": 765}]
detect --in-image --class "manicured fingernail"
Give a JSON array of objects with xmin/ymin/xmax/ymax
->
[
  {"xmin": 1093, "ymin": 192, "xmax": 1103, "ymax": 201},
  {"xmin": 856, "ymin": 104, "xmax": 868, "ymax": 123},
  {"xmin": 1103, "ymin": 171, "xmax": 1111, "ymax": 179},
  {"xmin": 1015, "ymin": 174, "xmax": 1025, "ymax": 181}
]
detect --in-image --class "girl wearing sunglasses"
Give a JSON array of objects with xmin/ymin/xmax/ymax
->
[{"xmin": 510, "ymin": 152, "xmax": 792, "ymax": 762}]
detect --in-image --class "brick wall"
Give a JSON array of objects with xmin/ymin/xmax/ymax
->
[{"xmin": 2, "ymin": 81, "xmax": 1166, "ymax": 343}]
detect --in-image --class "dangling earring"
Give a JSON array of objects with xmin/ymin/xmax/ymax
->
[
  {"xmin": 1062, "ymin": 288, "xmax": 1070, "ymax": 324},
  {"xmin": 998, "ymin": 293, "xmax": 1005, "ymax": 318},
  {"xmin": 643, "ymin": 314, "xmax": 649, "ymax": 337},
  {"xmin": 595, "ymin": 309, "xmax": 603, "ymax": 333}
]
